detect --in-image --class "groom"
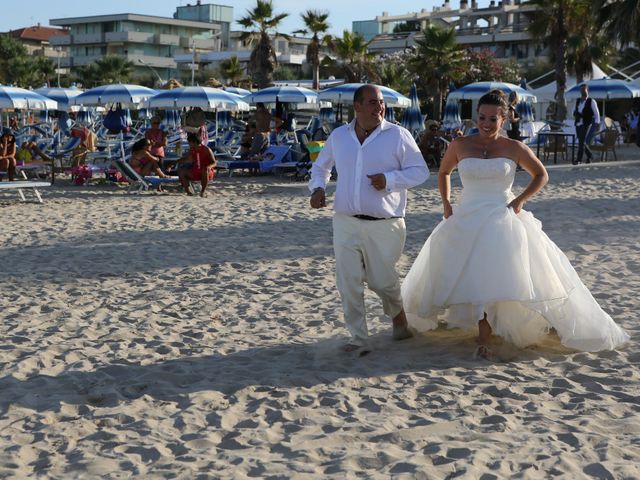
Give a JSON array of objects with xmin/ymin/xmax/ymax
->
[{"xmin": 309, "ymin": 84, "xmax": 429, "ymax": 351}]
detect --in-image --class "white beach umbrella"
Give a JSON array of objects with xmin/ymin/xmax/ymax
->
[
  {"xmin": 447, "ymin": 81, "xmax": 537, "ymax": 102},
  {"xmin": 0, "ymin": 86, "xmax": 58, "ymax": 110},
  {"xmin": 34, "ymin": 86, "xmax": 82, "ymax": 111},
  {"xmin": 243, "ymin": 86, "xmax": 318, "ymax": 104},
  {"xmin": 318, "ymin": 83, "xmax": 411, "ymax": 107},
  {"xmin": 73, "ymin": 84, "xmax": 157, "ymax": 108},
  {"xmin": 146, "ymin": 86, "xmax": 249, "ymax": 111}
]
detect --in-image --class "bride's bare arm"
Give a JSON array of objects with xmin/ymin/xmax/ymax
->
[
  {"xmin": 439, "ymin": 139, "xmax": 461, "ymax": 218},
  {"xmin": 509, "ymin": 143, "xmax": 549, "ymax": 213}
]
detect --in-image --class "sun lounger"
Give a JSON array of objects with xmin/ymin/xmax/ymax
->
[
  {"xmin": 216, "ymin": 145, "xmax": 292, "ymax": 176},
  {"xmin": 0, "ymin": 181, "xmax": 51, "ymax": 203},
  {"xmin": 114, "ymin": 159, "xmax": 182, "ymax": 193}
]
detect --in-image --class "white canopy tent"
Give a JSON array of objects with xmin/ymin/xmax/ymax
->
[{"xmin": 531, "ymin": 64, "xmax": 608, "ymax": 103}]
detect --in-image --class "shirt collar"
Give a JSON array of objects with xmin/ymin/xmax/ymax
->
[{"xmin": 347, "ymin": 118, "xmax": 390, "ymax": 133}]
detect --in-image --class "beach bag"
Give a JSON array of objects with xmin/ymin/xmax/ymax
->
[
  {"xmin": 103, "ymin": 105, "xmax": 129, "ymax": 133},
  {"xmin": 183, "ymin": 108, "xmax": 206, "ymax": 133},
  {"xmin": 72, "ymin": 164, "xmax": 92, "ymax": 185}
]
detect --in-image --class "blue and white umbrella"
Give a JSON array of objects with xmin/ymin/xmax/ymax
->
[
  {"xmin": 222, "ymin": 86, "xmax": 251, "ymax": 97},
  {"xmin": 319, "ymin": 106, "xmax": 336, "ymax": 124},
  {"xmin": 76, "ymin": 107, "xmax": 93, "ymax": 126},
  {"xmin": 243, "ymin": 86, "xmax": 318, "ymax": 104},
  {"xmin": 447, "ymin": 81, "xmax": 536, "ymax": 102},
  {"xmin": 0, "ymin": 86, "xmax": 57, "ymax": 110},
  {"xmin": 147, "ymin": 86, "xmax": 249, "ymax": 111},
  {"xmin": 516, "ymin": 101, "xmax": 535, "ymax": 122},
  {"xmin": 566, "ymin": 78, "xmax": 640, "ymax": 117},
  {"xmin": 401, "ymin": 83, "xmax": 424, "ymax": 136},
  {"xmin": 73, "ymin": 84, "xmax": 157, "ymax": 108},
  {"xmin": 565, "ymin": 78, "xmax": 640, "ymax": 100},
  {"xmin": 318, "ymin": 83, "xmax": 411, "ymax": 107},
  {"xmin": 384, "ymin": 106, "xmax": 396, "ymax": 123},
  {"xmin": 442, "ymin": 99, "xmax": 462, "ymax": 130},
  {"xmin": 163, "ymin": 109, "xmax": 181, "ymax": 129},
  {"xmin": 35, "ymin": 86, "xmax": 82, "ymax": 111}
]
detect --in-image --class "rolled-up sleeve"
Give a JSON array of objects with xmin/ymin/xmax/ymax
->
[
  {"xmin": 308, "ymin": 134, "xmax": 335, "ymax": 192},
  {"xmin": 385, "ymin": 129, "xmax": 430, "ymax": 192}
]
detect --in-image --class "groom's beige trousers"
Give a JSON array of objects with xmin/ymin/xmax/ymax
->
[{"xmin": 332, "ymin": 214, "xmax": 406, "ymax": 347}]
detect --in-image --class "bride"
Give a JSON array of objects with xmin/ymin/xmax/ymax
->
[{"xmin": 401, "ymin": 90, "xmax": 629, "ymax": 358}]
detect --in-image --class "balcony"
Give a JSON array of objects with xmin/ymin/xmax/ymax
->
[
  {"xmin": 155, "ymin": 33, "xmax": 180, "ymax": 46},
  {"xmin": 68, "ymin": 55, "xmax": 102, "ymax": 67},
  {"xmin": 72, "ymin": 33, "xmax": 105, "ymax": 44},
  {"xmin": 50, "ymin": 36, "xmax": 71, "ymax": 46},
  {"xmin": 105, "ymin": 31, "xmax": 155, "ymax": 44},
  {"xmin": 277, "ymin": 53, "xmax": 306, "ymax": 65},
  {"xmin": 198, "ymin": 51, "xmax": 251, "ymax": 63},
  {"xmin": 126, "ymin": 54, "xmax": 176, "ymax": 69},
  {"xmin": 179, "ymin": 37, "xmax": 219, "ymax": 50}
]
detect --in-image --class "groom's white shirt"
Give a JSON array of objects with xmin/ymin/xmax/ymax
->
[{"xmin": 309, "ymin": 119, "xmax": 429, "ymax": 219}]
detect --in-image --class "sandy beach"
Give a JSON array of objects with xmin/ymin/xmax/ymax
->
[{"xmin": 1, "ymin": 161, "xmax": 639, "ymax": 478}]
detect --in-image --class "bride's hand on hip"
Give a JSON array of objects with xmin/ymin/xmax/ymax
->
[
  {"xmin": 443, "ymin": 201, "xmax": 453, "ymax": 219},
  {"xmin": 508, "ymin": 197, "xmax": 524, "ymax": 214}
]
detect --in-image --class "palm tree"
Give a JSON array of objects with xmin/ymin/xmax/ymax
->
[
  {"xmin": 595, "ymin": 0, "xmax": 640, "ymax": 48},
  {"xmin": 33, "ymin": 57, "xmax": 56, "ymax": 86},
  {"xmin": 296, "ymin": 10, "xmax": 331, "ymax": 90},
  {"xmin": 528, "ymin": 0, "xmax": 581, "ymax": 122},
  {"xmin": 238, "ymin": 0, "xmax": 288, "ymax": 89},
  {"xmin": 560, "ymin": 0, "xmax": 612, "ymax": 83},
  {"xmin": 332, "ymin": 30, "xmax": 376, "ymax": 83},
  {"xmin": 219, "ymin": 55, "xmax": 245, "ymax": 86},
  {"xmin": 408, "ymin": 24, "xmax": 465, "ymax": 120},
  {"xmin": 93, "ymin": 55, "xmax": 134, "ymax": 84}
]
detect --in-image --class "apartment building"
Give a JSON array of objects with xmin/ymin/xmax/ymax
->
[
  {"xmin": 354, "ymin": 0, "xmax": 545, "ymax": 65},
  {"xmin": 49, "ymin": 13, "xmax": 224, "ymax": 83}
]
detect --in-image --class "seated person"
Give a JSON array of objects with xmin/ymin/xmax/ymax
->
[
  {"xmin": 70, "ymin": 125, "xmax": 97, "ymax": 167},
  {"xmin": 243, "ymin": 130, "xmax": 270, "ymax": 160},
  {"xmin": 130, "ymin": 138, "xmax": 167, "ymax": 178},
  {"xmin": 17, "ymin": 137, "xmax": 53, "ymax": 165},
  {"xmin": 0, "ymin": 128, "xmax": 17, "ymax": 181},
  {"xmin": 177, "ymin": 132, "xmax": 216, "ymax": 197},
  {"xmin": 144, "ymin": 116, "xmax": 168, "ymax": 165},
  {"xmin": 239, "ymin": 122, "xmax": 257, "ymax": 158},
  {"xmin": 418, "ymin": 120, "xmax": 444, "ymax": 169},
  {"xmin": 312, "ymin": 121, "xmax": 331, "ymax": 141}
]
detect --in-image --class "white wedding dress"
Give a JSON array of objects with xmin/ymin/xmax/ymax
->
[{"xmin": 402, "ymin": 157, "xmax": 629, "ymax": 351}]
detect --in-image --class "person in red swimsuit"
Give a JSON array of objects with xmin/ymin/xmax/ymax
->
[
  {"xmin": 177, "ymin": 132, "xmax": 216, "ymax": 197},
  {"xmin": 144, "ymin": 116, "xmax": 167, "ymax": 167}
]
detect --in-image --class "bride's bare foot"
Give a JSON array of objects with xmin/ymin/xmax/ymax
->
[
  {"xmin": 474, "ymin": 344, "xmax": 494, "ymax": 360},
  {"xmin": 475, "ymin": 315, "xmax": 493, "ymax": 359}
]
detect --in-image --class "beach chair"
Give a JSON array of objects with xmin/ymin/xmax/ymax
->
[
  {"xmin": 590, "ymin": 128, "xmax": 618, "ymax": 162},
  {"xmin": 114, "ymin": 158, "xmax": 184, "ymax": 193},
  {"xmin": 0, "ymin": 180, "xmax": 51, "ymax": 203}
]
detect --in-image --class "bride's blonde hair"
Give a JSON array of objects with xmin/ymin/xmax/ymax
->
[{"xmin": 478, "ymin": 89, "xmax": 509, "ymax": 117}]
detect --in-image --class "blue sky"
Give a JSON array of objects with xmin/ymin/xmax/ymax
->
[{"xmin": 2, "ymin": 0, "xmax": 489, "ymax": 36}]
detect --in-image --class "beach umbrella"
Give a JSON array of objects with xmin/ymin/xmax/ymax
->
[
  {"xmin": 565, "ymin": 78, "xmax": 640, "ymax": 100},
  {"xmin": 34, "ymin": 86, "xmax": 82, "ymax": 111},
  {"xmin": 222, "ymin": 86, "xmax": 251, "ymax": 97},
  {"xmin": 319, "ymin": 106, "xmax": 336, "ymax": 124},
  {"xmin": 73, "ymin": 84, "xmax": 157, "ymax": 108},
  {"xmin": 565, "ymin": 78, "xmax": 640, "ymax": 117},
  {"xmin": 442, "ymin": 99, "xmax": 462, "ymax": 129},
  {"xmin": 447, "ymin": 81, "xmax": 537, "ymax": 102},
  {"xmin": 401, "ymin": 83, "xmax": 424, "ymax": 136},
  {"xmin": 147, "ymin": 86, "xmax": 249, "ymax": 111},
  {"xmin": 162, "ymin": 109, "xmax": 181, "ymax": 129},
  {"xmin": 0, "ymin": 86, "xmax": 57, "ymax": 110},
  {"xmin": 318, "ymin": 83, "xmax": 411, "ymax": 107},
  {"xmin": 76, "ymin": 107, "xmax": 93, "ymax": 126},
  {"xmin": 384, "ymin": 106, "xmax": 396, "ymax": 122},
  {"xmin": 243, "ymin": 86, "xmax": 318, "ymax": 104},
  {"xmin": 516, "ymin": 101, "xmax": 535, "ymax": 122}
]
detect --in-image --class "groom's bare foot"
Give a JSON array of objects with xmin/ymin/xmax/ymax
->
[{"xmin": 392, "ymin": 309, "xmax": 413, "ymax": 341}]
